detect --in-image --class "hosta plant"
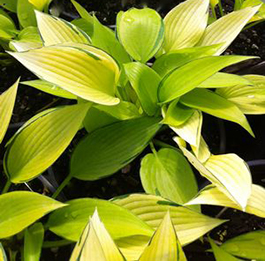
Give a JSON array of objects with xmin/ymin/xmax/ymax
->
[{"xmin": 1, "ymin": 0, "xmax": 265, "ymax": 260}]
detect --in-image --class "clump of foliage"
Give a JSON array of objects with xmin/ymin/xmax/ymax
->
[{"xmin": 1, "ymin": 0, "xmax": 265, "ymax": 260}]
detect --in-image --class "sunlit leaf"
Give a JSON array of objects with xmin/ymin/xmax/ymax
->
[
  {"xmin": 191, "ymin": 136, "xmax": 211, "ymax": 163},
  {"xmin": 70, "ymin": 117, "xmax": 161, "ymax": 180},
  {"xmin": 21, "ymin": 80, "xmax": 76, "ymax": 99},
  {"xmin": 124, "ymin": 62, "xmax": 161, "ymax": 116},
  {"xmin": 70, "ymin": 210, "xmax": 124, "ymax": 261},
  {"xmin": 35, "ymin": 11, "xmax": 90, "ymax": 46},
  {"xmin": 241, "ymin": 0, "xmax": 265, "ymax": 22},
  {"xmin": 71, "ymin": 0, "xmax": 94, "ymax": 24},
  {"xmin": 209, "ymin": 237, "xmax": 241, "ymax": 261},
  {"xmin": 10, "ymin": 41, "xmax": 42, "ymax": 52},
  {"xmin": 17, "ymin": 0, "xmax": 36, "ymax": 28},
  {"xmin": 0, "ymin": 79, "xmax": 19, "ymax": 144},
  {"xmin": 4, "ymin": 103, "xmax": 90, "ymax": 183},
  {"xmin": 216, "ymin": 74, "xmax": 265, "ymax": 114},
  {"xmin": 158, "ymin": 56, "xmax": 254, "ymax": 104},
  {"xmin": 210, "ymin": 0, "xmax": 219, "ymax": 7},
  {"xmin": 140, "ymin": 148, "xmax": 198, "ymax": 207},
  {"xmin": 0, "ymin": 191, "xmax": 65, "ymax": 239},
  {"xmin": 8, "ymin": 43, "xmax": 120, "ymax": 105},
  {"xmin": 113, "ymin": 194, "xmax": 226, "ymax": 246},
  {"xmin": 29, "ymin": 0, "xmax": 52, "ymax": 11},
  {"xmin": 117, "ymin": 8, "xmax": 164, "ymax": 63},
  {"xmin": 180, "ymin": 89, "xmax": 254, "ymax": 136},
  {"xmin": 221, "ymin": 231, "xmax": 265, "ymax": 260},
  {"xmin": 0, "ymin": 243, "xmax": 7, "ymax": 261},
  {"xmin": 197, "ymin": 5, "xmax": 261, "ymax": 55},
  {"xmin": 47, "ymin": 198, "xmax": 154, "ymax": 241},
  {"xmin": 139, "ymin": 212, "xmax": 187, "ymax": 261},
  {"xmin": 24, "ymin": 223, "xmax": 44, "ymax": 261},
  {"xmin": 185, "ymin": 184, "xmax": 265, "ymax": 218},
  {"xmin": 163, "ymin": 0, "xmax": 209, "ymax": 52}
]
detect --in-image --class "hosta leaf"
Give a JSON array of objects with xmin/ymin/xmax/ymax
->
[
  {"xmin": 197, "ymin": 5, "xmax": 261, "ymax": 55},
  {"xmin": 170, "ymin": 110, "xmax": 202, "ymax": 147},
  {"xmin": 71, "ymin": 18, "xmax": 93, "ymax": 37},
  {"xmin": 139, "ymin": 212, "xmax": 187, "ymax": 261},
  {"xmin": 70, "ymin": 210, "xmax": 124, "ymax": 261},
  {"xmin": 163, "ymin": 0, "xmax": 209, "ymax": 52},
  {"xmin": 162, "ymin": 100, "xmax": 195, "ymax": 127},
  {"xmin": 0, "ymin": 0, "xmax": 17, "ymax": 12},
  {"xmin": 24, "ymin": 223, "xmax": 44, "ymax": 261},
  {"xmin": 17, "ymin": 26, "xmax": 41, "ymax": 42},
  {"xmin": 0, "ymin": 79, "xmax": 19, "ymax": 144},
  {"xmin": 209, "ymin": 238, "xmax": 241, "ymax": 261},
  {"xmin": 174, "ymin": 138, "xmax": 252, "ymax": 209},
  {"xmin": 29, "ymin": 0, "xmax": 52, "ymax": 10},
  {"xmin": 198, "ymin": 72, "xmax": 253, "ymax": 88},
  {"xmin": 22, "ymin": 80, "xmax": 76, "ymax": 99},
  {"xmin": 210, "ymin": 0, "xmax": 219, "ymax": 7},
  {"xmin": 221, "ymin": 231, "xmax": 265, "ymax": 260},
  {"xmin": 191, "ymin": 136, "xmax": 211, "ymax": 163},
  {"xmin": 8, "ymin": 43, "xmax": 120, "ymax": 105},
  {"xmin": 4, "ymin": 103, "xmax": 90, "ymax": 183},
  {"xmin": 71, "ymin": 0, "xmax": 94, "ymax": 24},
  {"xmin": 47, "ymin": 198, "xmax": 153, "ymax": 241},
  {"xmin": 153, "ymin": 44, "xmax": 223, "ymax": 78},
  {"xmin": 158, "ymin": 56, "xmax": 254, "ymax": 104},
  {"xmin": 113, "ymin": 194, "xmax": 226, "ymax": 246},
  {"xmin": 124, "ymin": 62, "xmax": 161, "ymax": 116},
  {"xmin": 10, "ymin": 41, "xmax": 42, "ymax": 52},
  {"xmin": 0, "ymin": 191, "xmax": 65, "ymax": 239},
  {"xmin": 216, "ymin": 74, "xmax": 265, "ymax": 114},
  {"xmin": 17, "ymin": 0, "xmax": 36, "ymax": 28},
  {"xmin": 70, "ymin": 117, "xmax": 161, "ymax": 180},
  {"xmin": 0, "ymin": 243, "xmax": 7, "ymax": 261},
  {"xmin": 185, "ymin": 184, "xmax": 265, "ymax": 218},
  {"xmin": 92, "ymin": 16, "xmax": 131, "ymax": 65},
  {"xmin": 0, "ymin": 14, "xmax": 15, "ymax": 30},
  {"xmin": 180, "ymin": 89, "xmax": 254, "ymax": 136},
  {"xmin": 140, "ymin": 148, "xmax": 198, "ymax": 208},
  {"xmin": 35, "ymin": 11, "xmax": 90, "ymax": 46},
  {"xmin": 241, "ymin": 0, "xmax": 265, "ymax": 22},
  {"xmin": 117, "ymin": 8, "xmax": 164, "ymax": 63}
]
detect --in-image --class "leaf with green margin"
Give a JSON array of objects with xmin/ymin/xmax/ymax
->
[
  {"xmin": 0, "ymin": 243, "xmax": 7, "ymax": 261},
  {"xmin": 8, "ymin": 43, "xmax": 120, "ymax": 105},
  {"xmin": 0, "ymin": 14, "xmax": 15, "ymax": 30},
  {"xmin": 0, "ymin": 79, "xmax": 19, "ymax": 144},
  {"xmin": 0, "ymin": 0, "xmax": 17, "ymax": 12},
  {"xmin": 21, "ymin": 80, "xmax": 76, "ymax": 99},
  {"xmin": 241, "ymin": 0, "xmax": 265, "ymax": 22},
  {"xmin": 17, "ymin": 0, "xmax": 37, "ymax": 28},
  {"xmin": 0, "ymin": 191, "xmax": 65, "ymax": 239},
  {"xmin": 70, "ymin": 117, "xmax": 161, "ymax": 180},
  {"xmin": 180, "ymin": 88, "xmax": 254, "ymax": 136},
  {"xmin": 163, "ymin": 0, "xmax": 209, "ymax": 52},
  {"xmin": 158, "ymin": 55, "xmax": 256, "ymax": 104},
  {"xmin": 4, "ymin": 103, "xmax": 90, "ymax": 183},
  {"xmin": 113, "ymin": 194, "xmax": 226, "ymax": 246},
  {"xmin": 35, "ymin": 11, "xmax": 90, "ymax": 46},
  {"xmin": 91, "ymin": 16, "xmax": 131, "ymax": 66},
  {"xmin": 216, "ymin": 74, "xmax": 265, "ymax": 115},
  {"xmin": 197, "ymin": 5, "xmax": 261, "ymax": 55},
  {"xmin": 24, "ymin": 223, "xmax": 44, "ymax": 261},
  {"xmin": 71, "ymin": 18, "xmax": 93, "ymax": 37},
  {"xmin": 117, "ymin": 8, "xmax": 164, "ymax": 63},
  {"xmin": 71, "ymin": 0, "xmax": 94, "ymax": 24},
  {"xmin": 124, "ymin": 62, "xmax": 161, "ymax": 116},
  {"xmin": 198, "ymin": 72, "xmax": 253, "ymax": 88},
  {"xmin": 209, "ymin": 237, "xmax": 241, "ymax": 261},
  {"xmin": 162, "ymin": 100, "xmax": 195, "ymax": 127},
  {"xmin": 153, "ymin": 44, "xmax": 223, "ymax": 78},
  {"xmin": 139, "ymin": 212, "xmax": 187, "ymax": 261},
  {"xmin": 70, "ymin": 210, "xmax": 125, "ymax": 261},
  {"xmin": 185, "ymin": 184, "xmax": 265, "ymax": 218},
  {"xmin": 47, "ymin": 198, "xmax": 154, "ymax": 241},
  {"xmin": 221, "ymin": 231, "xmax": 265, "ymax": 260},
  {"xmin": 140, "ymin": 148, "xmax": 198, "ymax": 206}
]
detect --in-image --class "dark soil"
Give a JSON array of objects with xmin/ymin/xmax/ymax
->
[{"xmin": 1, "ymin": 0, "xmax": 265, "ymax": 260}]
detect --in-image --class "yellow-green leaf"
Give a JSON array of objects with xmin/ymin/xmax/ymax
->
[
  {"xmin": 197, "ymin": 5, "xmax": 261, "ymax": 55},
  {"xmin": 35, "ymin": 11, "xmax": 90, "ymax": 46},
  {"xmin": 70, "ymin": 210, "xmax": 124, "ymax": 261},
  {"xmin": 0, "ymin": 243, "xmax": 7, "ymax": 261},
  {"xmin": 8, "ymin": 43, "xmax": 120, "ymax": 105},
  {"xmin": 163, "ymin": 0, "xmax": 209, "ymax": 52},
  {"xmin": 139, "ymin": 212, "xmax": 187, "ymax": 261},
  {"xmin": 0, "ymin": 191, "xmax": 65, "ymax": 239},
  {"xmin": 117, "ymin": 8, "xmax": 164, "ymax": 63},
  {"xmin": 22, "ymin": 80, "xmax": 76, "ymax": 99},
  {"xmin": 29, "ymin": 0, "xmax": 52, "ymax": 10},
  {"xmin": 185, "ymin": 184, "xmax": 265, "ymax": 218},
  {"xmin": 10, "ymin": 41, "xmax": 42, "ymax": 52},
  {"xmin": 17, "ymin": 0, "xmax": 36, "ymax": 28},
  {"xmin": 113, "ymin": 194, "xmax": 226, "ymax": 246},
  {"xmin": 4, "ymin": 103, "xmax": 90, "ymax": 183},
  {"xmin": 0, "ymin": 79, "xmax": 19, "ymax": 144},
  {"xmin": 210, "ymin": 0, "xmax": 219, "ymax": 7}
]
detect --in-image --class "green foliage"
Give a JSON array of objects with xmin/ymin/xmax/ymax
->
[{"xmin": 0, "ymin": 0, "xmax": 265, "ymax": 259}]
